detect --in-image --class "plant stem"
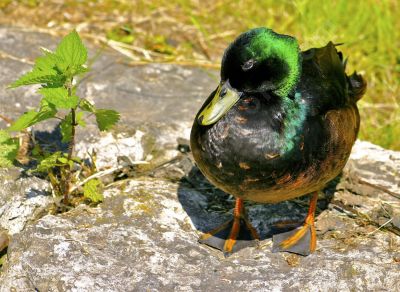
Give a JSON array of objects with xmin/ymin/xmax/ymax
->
[
  {"xmin": 67, "ymin": 108, "xmax": 76, "ymax": 160},
  {"xmin": 63, "ymin": 78, "xmax": 76, "ymax": 205}
]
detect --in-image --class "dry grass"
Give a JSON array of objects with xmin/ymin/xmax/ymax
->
[{"xmin": 0, "ymin": 0, "xmax": 399, "ymax": 149}]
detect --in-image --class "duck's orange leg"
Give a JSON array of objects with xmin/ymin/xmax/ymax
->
[
  {"xmin": 272, "ymin": 191, "xmax": 318, "ymax": 256},
  {"xmin": 199, "ymin": 198, "xmax": 260, "ymax": 254}
]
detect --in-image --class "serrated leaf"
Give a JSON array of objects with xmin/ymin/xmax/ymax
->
[
  {"xmin": 35, "ymin": 52, "xmax": 62, "ymax": 73},
  {"xmin": 83, "ymin": 179, "xmax": 103, "ymax": 203},
  {"xmin": 8, "ymin": 101, "xmax": 57, "ymax": 131},
  {"xmin": 31, "ymin": 151, "xmax": 65, "ymax": 173},
  {"xmin": 9, "ymin": 70, "xmax": 64, "ymax": 88},
  {"xmin": 79, "ymin": 99, "xmax": 96, "ymax": 113},
  {"xmin": 73, "ymin": 65, "xmax": 89, "ymax": 76},
  {"xmin": 0, "ymin": 130, "xmax": 18, "ymax": 167},
  {"xmin": 8, "ymin": 111, "xmax": 37, "ymax": 131},
  {"xmin": 9, "ymin": 51, "xmax": 66, "ymax": 88},
  {"xmin": 55, "ymin": 30, "xmax": 87, "ymax": 69},
  {"xmin": 39, "ymin": 87, "xmax": 79, "ymax": 109},
  {"xmin": 95, "ymin": 109, "xmax": 120, "ymax": 131},
  {"xmin": 9, "ymin": 30, "xmax": 88, "ymax": 88}
]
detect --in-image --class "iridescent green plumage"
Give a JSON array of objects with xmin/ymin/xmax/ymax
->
[
  {"xmin": 246, "ymin": 28, "xmax": 301, "ymax": 97},
  {"xmin": 190, "ymin": 27, "xmax": 366, "ymax": 255},
  {"xmin": 280, "ymin": 92, "xmax": 307, "ymax": 153}
]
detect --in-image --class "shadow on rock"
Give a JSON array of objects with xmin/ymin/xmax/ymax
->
[
  {"xmin": 15, "ymin": 125, "xmax": 72, "ymax": 198},
  {"xmin": 177, "ymin": 161, "xmax": 339, "ymax": 244}
]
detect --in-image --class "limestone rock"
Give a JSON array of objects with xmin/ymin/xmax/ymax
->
[
  {"xmin": 0, "ymin": 168, "xmax": 51, "ymax": 235},
  {"xmin": 344, "ymin": 140, "xmax": 400, "ymax": 199},
  {"xmin": 0, "ymin": 167, "xmax": 399, "ymax": 291}
]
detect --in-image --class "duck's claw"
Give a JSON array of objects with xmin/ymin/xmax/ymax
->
[
  {"xmin": 199, "ymin": 216, "xmax": 259, "ymax": 255},
  {"xmin": 272, "ymin": 191, "xmax": 319, "ymax": 256},
  {"xmin": 272, "ymin": 222, "xmax": 316, "ymax": 256},
  {"xmin": 199, "ymin": 198, "xmax": 259, "ymax": 255}
]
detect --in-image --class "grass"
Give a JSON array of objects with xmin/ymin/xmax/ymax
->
[{"xmin": 0, "ymin": 0, "xmax": 399, "ymax": 150}]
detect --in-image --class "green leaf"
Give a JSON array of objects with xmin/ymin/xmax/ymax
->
[
  {"xmin": 95, "ymin": 109, "xmax": 120, "ymax": 131},
  {"xmin": 0, "ymin": 130, "xmax": 18, "ymax": 167},
  {"xmin": 9, "ymin": 51, "xmax": 66, "ymax": 88},
  {"xmin": 55, "ymin": 30, "xmax": 87, "ymax": 70},
  {"xmin": 79, "ymin": 99, "xmax": 95, "ymax": 112},
  {"xmin": 70, "ymin": 156, "xmax": 82, "ymax": 164},
  {"xmin": 31, "ymin": 144, "xmax": 42, "ymax": 158},
  {"xmin": 60, "ymin": 111, "xmax": 85, "ymax": 143},
  {"xmin": 31, "ymin": 151, "xmax": 65, "ymax": 173},
  {"xmin": 76, "ymin": 111, "xmax": 86, "ymax": 127},
  {"xmin": 9, "ymin": 70, "xmax": 64, "ymax": 88},
  {"xmin": 9, "ymin": 30, "xmax": 89, "ymax": 88},
  {"xmin": 57, "ymin": 156, "xmax": 74, "ymax": 169},
  {"xmin": 83, "ymin": 179, "xmax": 103, "ymax": 203},
  {"xmin": 57, "ymin": 157, "xmax": 69, "ymax": 164},
  {"xmin": 73, "ymin": 65, "xmax": 89, "ymax": 76},
  {"xmin": 39, "ymin": 87, "xmax": 79, "ymax": 109},
  {"xmin": 8, "ymin": 111, "xmax": 37, "ymax": 131},
  {"xmin": 78, "ymin": 100, "xmax": 119, "ymax": 132},
  {"xmin": 35, "ymin": 51, "xmax": 62, "ymax": 73},
  {"xmin": 60, "ymin": 113, "xmax": 72, "ymax": 143},
  {"xmin": 8, "ymin": 100, "xmax": 57, "ymax": 131}
]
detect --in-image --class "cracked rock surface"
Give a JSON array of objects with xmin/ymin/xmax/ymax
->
[
  {"xmin": 0, "ymin": 168, "xmax": 51, "ymax": 235},
  {"xmin": 0, "ymin": 27, "xmax": 399, "ymax": 291}
]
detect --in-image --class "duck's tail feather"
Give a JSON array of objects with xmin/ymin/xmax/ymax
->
[
  {"xmin": 332, "ymin": 42, "xmax": 366, "ymax": 102},
  {"xmin": 348, "ymin": 71, "xmax": 367, "ymax": 101}
]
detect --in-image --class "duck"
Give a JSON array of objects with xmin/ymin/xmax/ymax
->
[{"xmin": 190, "ymin": 27, "xmax": 366, "ymax": 256}]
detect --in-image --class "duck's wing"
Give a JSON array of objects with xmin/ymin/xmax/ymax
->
[{"xmin": 299, "ymin": 42, "xmax": 366, "ymax": 114}]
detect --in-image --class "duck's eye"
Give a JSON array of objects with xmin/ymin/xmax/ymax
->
[{"xmin": 241, "ymin": 59, "xmax": 256, "ymax": 71}]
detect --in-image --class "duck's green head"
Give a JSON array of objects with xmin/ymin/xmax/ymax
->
[{"xmin": 198, "ymin": 27, "xmax": 301, "ymax": 126}]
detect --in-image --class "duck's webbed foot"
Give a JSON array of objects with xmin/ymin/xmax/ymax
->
[
  {"xmin": 199, "ymin": 198, "xmax": 260, "ymax": 255},
  {"xmin": 272, "ymin": 191, "xmax": 318, "ymax": 256}
]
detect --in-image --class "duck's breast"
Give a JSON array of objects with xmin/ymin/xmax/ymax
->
[{"xmin": 191, "ymin": 96, "xmax": 359, "ymax": 203}]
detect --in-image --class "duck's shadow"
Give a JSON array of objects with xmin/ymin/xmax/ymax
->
[{"xmin": 177, "ymin": 161, "xmax": 338, "ymax": 241}]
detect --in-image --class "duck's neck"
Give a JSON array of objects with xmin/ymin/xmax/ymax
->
[{"xmin": 248, "ymin": 29, "xmax": 304, "ymax": 153}]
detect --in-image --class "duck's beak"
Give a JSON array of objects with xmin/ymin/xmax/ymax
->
[{"xmin": 197, "ymin": 80, "xmax": 241, "ymax": 126}]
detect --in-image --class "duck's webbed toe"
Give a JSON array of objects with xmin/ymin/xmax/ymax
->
[
  {"xmin": 199, "ymin": 198, "xmax": 260, "ymax": 255},
  {"xmin": 272, "ymin": 191, "xmax": 318, "ymax": 256}
]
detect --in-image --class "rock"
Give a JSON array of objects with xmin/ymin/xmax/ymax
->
[
  {"xmin": 0, "ymin": 168, "xmax": 51, "ymax": 235},
  {"xmin": 343, "ymin": 140, "xmax": 400, "ymax": 199},
  {"xmin": 75, "ymin": 131, "xmax": 147, "ymax": 170},
  {"xmin": 0, "ymin": 27, "xmax": 59, "ymax": 128},
  {"xmin": 0, "ymin": 27, "xmax": 399, "ymax": 291},
  {"xmin": 0, "ymin": 171, "xmax": 399, "ymax": 291}
]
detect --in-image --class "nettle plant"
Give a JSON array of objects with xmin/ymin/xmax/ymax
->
[{"xmin": 0, "ymin": 30, "xmax": 120, "ymax": 207}]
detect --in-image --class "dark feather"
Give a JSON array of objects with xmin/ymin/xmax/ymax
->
[
  {"xmin": 348, "ymin": 71, "xmax": 367, "ymax": 101},
  {"xmin": 190, "ymin": 37, "xmax": 366, "ymax": 204}
]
